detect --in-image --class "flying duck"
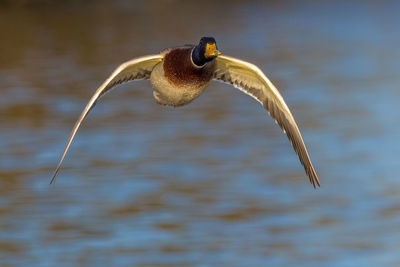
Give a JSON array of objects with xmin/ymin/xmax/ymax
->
[{"xmin": 50, "ymin": 37, "xmax": 320, "ymax": 188}]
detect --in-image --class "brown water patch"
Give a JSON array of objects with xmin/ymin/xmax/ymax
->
[
  {"xmin": 1, "ymin": 103, "xmax": 48, "ymax": 128},
  {"xmin": 108, "ymin": 192, "xmax": 167, "ymax": 217},
  {"xmin": 155, "ymin": 222, "xmax": 184, "ymax": 232},
  {"xmin": 0, "ymin": 170, "xmax": 28, "ymax": 194},
  {"xmin": 215, "ymin": 205, "xmax": 282, "ymax": 222},
  {"xmin": 380, "ymin": 204, "xmax": 400, "ymax": 218},
  {"xmin": 160, "ymin": 244, "xmax": 187, "ymax": 254},
  {"xmin": 109, "ymin": 204, "xmax": 142, "ymax": 217},
  {"xmin": 179, "ymin": 134, "xmax": 207, "ymax": 147},
  {"xmin": 46, "ymin": 220, "xmax": 110, "ymax": 241},
  {"xmin": 315, "ymin": 216, "xmax": 340, "ymax": 227},
  {"xmin": 0, "ymin": 240, "xmax": 25, "ymax": 255}
]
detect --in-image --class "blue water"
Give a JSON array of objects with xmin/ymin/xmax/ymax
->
[{"xmin": 1, "ymin": 1, "xmax": 400, "ymax": 266}]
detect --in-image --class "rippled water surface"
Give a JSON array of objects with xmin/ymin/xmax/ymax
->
[{"xmin": 1, "ymin": 1, "xmax": 400, "ymax": 266}]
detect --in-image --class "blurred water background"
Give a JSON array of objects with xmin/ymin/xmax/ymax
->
[{"xmin": 1, "ymin": 0, "xmax": 400, "ymax": 266}]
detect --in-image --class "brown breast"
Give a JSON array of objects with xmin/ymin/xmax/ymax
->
[{"xmin": 163, "ymin": 46, "xmax": 215, "ymax": 88}]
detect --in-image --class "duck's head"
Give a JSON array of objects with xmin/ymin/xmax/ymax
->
[{"xmin": 192, "ymin": 37, "xmax": 221, "ymax": 67}]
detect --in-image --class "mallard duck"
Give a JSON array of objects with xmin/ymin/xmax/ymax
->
[{"xmin": 50, "ymin": 37, "xmax": 320, "ymax": 188}]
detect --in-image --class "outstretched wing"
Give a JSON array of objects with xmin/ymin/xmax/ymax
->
[
  {"xmin": 213, "ymin": 55, "xmax": 320, "ymax": 188},
  {"xmin": 50, "ymin": 54, "xmax": 163, "ymax": 184}
]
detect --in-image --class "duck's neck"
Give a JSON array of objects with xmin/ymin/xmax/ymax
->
[{"xmin": 191, "ymin": 46, "xmax": 208, "ymax": 67}]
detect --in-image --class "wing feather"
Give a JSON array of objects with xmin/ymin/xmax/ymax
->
[
  {"xmin": 213, "ymin": 55, "xmax": 320, "ymax": 188},
  {"xmin": 50, "ymin": 54, "xmax": 163, "ymax": 184}
]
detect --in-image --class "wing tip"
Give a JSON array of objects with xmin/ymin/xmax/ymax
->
[
  {"xmin": 49, "ymin": 166, "xmax": 61, "ymax": 185},
  {"xmin": 309, "ymin": 167, "xmax": 320, "ymax": 189}
]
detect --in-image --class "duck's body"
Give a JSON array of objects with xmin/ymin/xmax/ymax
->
[
  {"xmin": 151, "ymin": 46, "xmax": 215, "ymax": 107},
  {"xmin": 50, "ymin": 37, "xmax": 321, "ymax": 188}
]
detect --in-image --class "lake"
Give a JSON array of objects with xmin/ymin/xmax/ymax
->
[{"xmin": 1, "ymin": 1, "xmax": 400, "ymax": 266}]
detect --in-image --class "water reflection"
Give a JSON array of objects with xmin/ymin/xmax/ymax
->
[{"xmin": 1, "ymin": 1, "xmax": 400, "ymax": 266}]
